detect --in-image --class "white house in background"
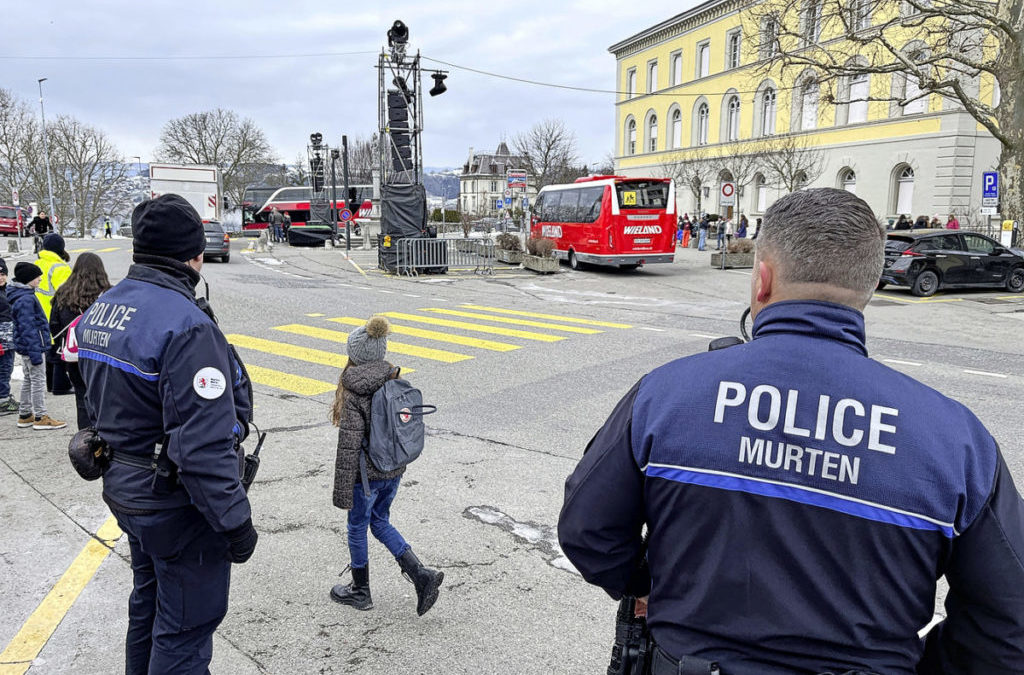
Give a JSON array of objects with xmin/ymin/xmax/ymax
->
[{"xmin": 459, "ymin": 143, "xmax": 537, "ymax": 216}]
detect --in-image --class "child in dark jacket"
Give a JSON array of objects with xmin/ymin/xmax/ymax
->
[
  {"xmin": 7, "ymin": 263, "xmax": 65, "ymax": 430},
  {"xmin": 329, "ymin": 315, "xmax": 443, "ymax": 615},
  {"xmin": 0, "ymin": 258, "xmax": 17, "ymax": 414}
]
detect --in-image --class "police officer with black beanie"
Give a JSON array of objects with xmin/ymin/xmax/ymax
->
[{"xmin": 78, "ymin": 194, "xmax": 257, "ymax": 674}]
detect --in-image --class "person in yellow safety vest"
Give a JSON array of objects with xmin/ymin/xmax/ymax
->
[{"xmin": 33, "ymin": 233, "xmax": 73, "ymax": 394}]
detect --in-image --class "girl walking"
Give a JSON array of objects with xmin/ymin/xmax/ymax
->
[
  {"xmin": 330, "ymin": 315, "xmax": 443, "ymax": 615},
  {"xmin": 50, "ymin": 253, "xmax": 111, "ymax": 430}
]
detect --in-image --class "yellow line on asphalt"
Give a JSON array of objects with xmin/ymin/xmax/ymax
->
[
  {"xmin": 274, "ymin": 324, "xmax": 472, "ymax": 363},
  {"xmin": 460, "ymin": 304, "xmax": 633, "ymax": 328},
  {"xmin": 995, "ymin": 295, "xmax": 1024, "ymax": 301},
  {"xmin": 0, "ymin": 517, "xmax": 122, "ymax": 675},
  {"xmin": 246, "ymin": 364, "xmax": 337, "ymax": 396},
  {"xmin": 422, "ymin": 308, "xmax": 603, "ymax": 334},
  {"xmin": 344, "ymin": 256, "xmax": 368, "ymax": 278},
  {"xmin": 380, "ymin": 312, "xmax": 565, "ymax": 342},
  {"xmin": 329, "ymin": 317, "xmax": 519, "ymax": 352},
  {"xmin": 94, "ymin": 247, "xmax": 120, "ymax": 253},
  {"xmin": 227, "ymin": 334, "xmax": 349, "ymax": 368},
  {"xmin": 306, "ymin": 313, "xmax": 326, "ymax": 317},
  {"xmin": 874, "ymin": 293, "xmax": 963, "ymax": 304},
  {"xmin": 66, "ymin": 248, "xmax": 93, "ymax": 253}
]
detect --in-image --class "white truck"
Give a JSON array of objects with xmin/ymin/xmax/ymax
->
[{"xmin": 148, "ymin": 164, "xmax": 222, "ymax": 222}]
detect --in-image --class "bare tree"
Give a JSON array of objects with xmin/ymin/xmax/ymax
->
[
  {"xmin": 512, "ymin": 119, "xmax": 582, "ymax": 188},
  {"xmin": 156, "ymin": 108, "xmax": 276, "ymax": 211},
  {"xmin": 743, "ymin": 0, "xmax": 1023, "ymax": 218},
  {"xmin": 0, "ymin": 89, "xmax": 43, "ymax": 208},
  {"xmin": 660, "ymin": 144, "xmax": 716, "ymax": 215},
  {"xmin": 48, "ymin": 115, "xmax": 132, "ymax": 236},
  {"xmin": 347, "ymin": 134, "xmax": 377, "ymax": 184},
  {"xmin": 288, "ymin": 153, "xmax": 309, "ymax": 187},
  {"xmin": 594, "ymin": 151, "xmax": 617, "ymax": 176},
  {"xmin": 717, "ymin": 141, "xmax": 769, "ymax": 206},
  {"xmin": 759, "ymin": 133, "xmax": 826, "ymax": 193}
]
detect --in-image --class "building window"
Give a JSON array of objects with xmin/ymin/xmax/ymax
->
[
  {"xmin": 849, "ymin": 0, "xmax": 871, "ymax": 30},
  {"xmin": 761, "ymin": 87, "xmax": 777, "ymax": 136},
  {"xmin": 648, "ymin": 114, "xmax": 658, "ymax": 152},
  {"xmin": 895, "ymin": 165, "xmax": 914, "ymax": 214},
  {"xmin": 841, "ymin": 169, "xmax": 857, "ymax": 194},
  {"xmin": 803, "ymin": 1, "xmax": 822, "ymax": 45},
  {"xmin": 671, "ymin": 109, "xmax": 682, "ymax": 148},
  {"xmin": 627, "ymin": 69, "xmax": 637, "ymax": 98},
  {"xmin": 697, "ymin": 103, "xmax": 709, "ymax": 145},
  {"xmin": 727, "ymin": 32, "xmax": 742, "ymax": 70},
  {"xmin": 647, "ymin": 61, "xmax": 658, "ymax": 94},
  {"xmin": 848, "ymin": 73, "xmax": 869, "ymax": 123},
  {"xmin": 491, "ymin": 181, "xmax": 497, "ymax": 192},
  {"xmin": 727, "ymin": 96, "xmax": 741, "ymax": 141},
  {"xmin": 697, "ymin": 42, "xmax": 710, "ymax": 78},
  {"xmin": 671, "ymin": 53, "xmax": 682, "ymax": 86},
  {"xmin": 762, "ymin": 16, "xmax": 779, "ymax": 59},
  {"xmin": 902, "ymin": 63, "xmax": 927, "ymax": 115},
  {"xmin": 755, "ymin": 174, "xmax": 768, "ymax": 212},
  {"xmin": 627, "ymin": 119, "xmax": 637, "ymax": 155},
  {"xmin": 799, "ymin": 80, "xmax": 819, "ymax": 130}
]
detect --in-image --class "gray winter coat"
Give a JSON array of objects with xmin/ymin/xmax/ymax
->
[{"xmin": 333, "ymin": 361, "xmax": 405, "ymax": 510}]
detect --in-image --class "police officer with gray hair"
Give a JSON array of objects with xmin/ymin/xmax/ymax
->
[
  {"xmin": 558, "ymin": 188, "xmax": 1024, "ymax": 674},
  {"xmin": 79, "ymin": 194, "xmax": 257, "ymax": 674}
]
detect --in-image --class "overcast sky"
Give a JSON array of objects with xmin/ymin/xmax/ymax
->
[{"xmin": 2, "ymin": 1, "xmax": 701, "ymax": 171}]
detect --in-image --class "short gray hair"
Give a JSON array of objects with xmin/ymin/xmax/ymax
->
[{"xmin": 758, "ymin": 188, "xmax": 885, "ymax": 300}]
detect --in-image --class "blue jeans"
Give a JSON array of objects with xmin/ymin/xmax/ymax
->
[
  {"xmin": 698, "ymin": 229, "xmax": 708, "ymax": 251},
  {"xmin": 347, "ymin": 477, "xmax": 409, "ymax": 569},
  {"xmin": 0, "ymin": 350, "xmax": 12, "ymax": 399}
]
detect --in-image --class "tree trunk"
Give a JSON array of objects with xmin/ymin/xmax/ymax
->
[{"xmin": 998, "ymin": 146, "xmax": 1023, "ymax": 226}]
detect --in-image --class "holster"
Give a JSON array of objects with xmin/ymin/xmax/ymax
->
[{"xmin": 650, "ymin": 646, "xmax": 720, "ymax": 675}]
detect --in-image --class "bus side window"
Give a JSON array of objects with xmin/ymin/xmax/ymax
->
[
  {"xmin": 534, "ymin": 194, "xmax": 546, "ymax": 221},
  {"xmin": 561, "ymin": 190, "xmax": 582, "ymax": 223},
  {"xmin": 580, "ymin": 187, "xmax": 603, "ymax": 223},
  {"xmin": 543, "ymin": 192, "xmax": 562, "ymax": 223}
]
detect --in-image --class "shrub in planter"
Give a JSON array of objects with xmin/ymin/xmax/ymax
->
[
  {"xmin": 496, "ymin": 233, "xmax": 522, "ymax": 252},
  {"xmin": 523, "ymin": 236, "xmax": 559, "ymax": 273},
  {"xmin": 727, "ymin": 239, "xmax": 755, "ymax": 254},
  {"xmin": 526, "ymin": 236, "xmax": 555, "ymax": 257}
]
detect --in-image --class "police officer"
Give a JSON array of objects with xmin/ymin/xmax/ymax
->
[
  {"xmin": 558, "ymin": 188, "xmax": 1024, "ymax": 675},
  {"xmin": 79, "ymin": 194, "xmax": 257, "ymax": 674}
]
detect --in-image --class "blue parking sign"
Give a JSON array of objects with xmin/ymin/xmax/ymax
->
[
  {"xmin": 495, "ymin": 199, "xmax": 503, "ymax": 209},
  {"xmin": 983, "ymin": 171, "xmax": 999, "ymax": 206},
  {"xmin": 504, "ymin": 197, "xmax": 512, "ymax": 207}
]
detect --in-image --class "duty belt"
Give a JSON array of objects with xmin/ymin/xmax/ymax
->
[
  {"xmin": 651, "ymin": 647, "xmax": 721, "ymax": 675},
  {"xmin": 108, "ymin": 449, "xmax": 157, "ymax": 471}
]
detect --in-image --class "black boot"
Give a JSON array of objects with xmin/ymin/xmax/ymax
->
[
  {"xmin": 330, "ymin": 565, "xmax": 373, "ymax": 610},
  {"xmin": 397, "ymin": 548, "xmax": 444, "ymax": 616}
]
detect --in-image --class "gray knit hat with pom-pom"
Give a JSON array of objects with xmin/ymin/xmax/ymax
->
[{"xmin": 346, "ymin": 316, "xmax": 389, "ymax": 365}]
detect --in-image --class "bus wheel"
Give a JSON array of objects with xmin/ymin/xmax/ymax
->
[{"xmin": 569, "ymin": 250, "xmax": 582, "ymax": 270}]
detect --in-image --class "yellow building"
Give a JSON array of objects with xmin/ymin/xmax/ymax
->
[{"xmin": 609, "ymin": 0, "xmax": 1001, "ymax": 225}]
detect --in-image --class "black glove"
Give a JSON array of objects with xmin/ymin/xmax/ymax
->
[{"xmin": 225, "ymin": 518, "xmax": 258, "ymax": 564}]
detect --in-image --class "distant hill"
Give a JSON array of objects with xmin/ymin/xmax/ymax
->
[{"xmin": 423, "ymin": 168, "xmax": 460, "ymax": 199}]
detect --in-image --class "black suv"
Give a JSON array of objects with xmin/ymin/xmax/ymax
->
[{"xmin": 879, "ymin": 229, "xmax": 1024, "ymax": 297}]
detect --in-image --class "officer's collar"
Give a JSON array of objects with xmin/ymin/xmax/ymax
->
[
  {"xmin": 751, "ymin": 300, "xmax": 867, "ymax": 356},
  {"xmin": 126, "ymin": 255, "xmax": 201, "ymax": 300}
]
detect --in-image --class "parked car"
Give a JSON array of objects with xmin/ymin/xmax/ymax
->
[
  {"xmin": 0, "ymin": 205, "xmax": 21, "ymax": 236},
  {"xmin": 203, "ymin": 220, "xmax": 231, "ymax": 263},
  {"xmin": 879, "ymin": 229, "xmax": 1024, "ymax": 297}
]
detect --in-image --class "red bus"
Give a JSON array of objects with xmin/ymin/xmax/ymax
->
[
  {"xmin": 530, "ymin": 176, "xmax": 676, "ymax": 270},
  {"xmin": 243, "ymin": 185, "xmax": 373, "ymax": 245}
]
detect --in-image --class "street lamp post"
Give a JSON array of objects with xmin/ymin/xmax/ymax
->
[{"xmin": 37, "ymin": 78, "xmax": 56, "ymax": 223}]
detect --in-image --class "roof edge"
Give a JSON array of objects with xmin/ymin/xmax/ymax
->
[{"xmin": 607, "ymin": 0, "xmax": 734, "ymax": 55}]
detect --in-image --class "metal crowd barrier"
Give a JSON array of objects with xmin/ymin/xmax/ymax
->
[{"xmin": 393, "ymin": 237, "xmax": 495, "ymax": 276}]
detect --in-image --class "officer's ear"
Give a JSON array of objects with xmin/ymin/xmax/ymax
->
[{"xmin": 755, "ymin": 258, "xmax": 774, "ymax": 305}]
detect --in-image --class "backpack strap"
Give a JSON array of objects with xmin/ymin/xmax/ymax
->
[{"xmin": 359, "ymin": 437, "xmax": 372, "ymax": 498}]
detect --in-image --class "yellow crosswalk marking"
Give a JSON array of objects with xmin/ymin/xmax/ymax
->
[
  {"xmin": 421, "ymin": 308, "xmax": 602, "ymax": 334},
  {"xmin": 380, "ymin": 312, "xmax": 565, "ymax": 342},
  {"xmin": 94, "ymin": 247, "xmax": 120, "ymax": 253},
  {"xmin": 274, "ymin": 324, "xmax": 472, "ymax": 363},
  {"xmin": 328, "ymin": 317, "xmax": 519, "ymax": 352},
  {"xmin": 246, "ymin": 365, "xmax": 336, "ymax": 396},
  {"xmin": 306, "ymin": 313, "xmax": 326, "ymax": 317},
  {"xmin": 67, "ymin": 248, "xmax": 94, "ymax": 253},
  {"xmin": 459, "ymin": 304, "xmax": 633, "ymax": 328},
  {"xmin": 227, "ymin": 334, "xmax": 348, "ymax": 368}
]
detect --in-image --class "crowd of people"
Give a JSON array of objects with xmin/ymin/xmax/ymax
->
[
  {"xmin": 676, "ymin": 213, "xmax": 760, "ymax": 252},
  {"xmin": 0, "ymin": 233, "xmax": 111, "ymax": 431}
]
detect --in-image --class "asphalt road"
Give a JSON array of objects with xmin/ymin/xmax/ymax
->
[{"xmin": 1, "ymin": 235, "xmax": 1023, "ymax": 674}]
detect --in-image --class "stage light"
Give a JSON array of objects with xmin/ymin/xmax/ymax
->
[
  {"xmin": 429, "ymin": 72, "xmax": 447, "ymax": 97},
  {"xmin": 310, "ymin": 132, "xmax": 323, "ymax": 148},
  {"xmin": 387, "ymin": 21, "xmax": 409, "ymax": 49}
]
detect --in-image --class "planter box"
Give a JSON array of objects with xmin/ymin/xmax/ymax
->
[
  {"xmin": 522, "ymin": 254, "xmax": 559, "ymax": 273},
  {"xmin": 710, "ymin": 252, "xmax": 755, "ymax": 269},
  {"xmin": 496, "ymin": 249, "xmax": 523, "ymax": 264}
]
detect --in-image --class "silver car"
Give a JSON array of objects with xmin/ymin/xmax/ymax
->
[{"xmin": 203, "ymin": 221, "xmax": 231, "ymax": 263}]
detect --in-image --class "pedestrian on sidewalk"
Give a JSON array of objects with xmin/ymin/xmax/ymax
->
[
  {"xmin": 7, "ymin": 263, "xmax": 65, "ymax": 430},
  {"xmin": 0, "ymin": 258, "xmax": 18, "ymax": 415},
  {"xmin": 104, "ymin": 217, "xmax": 113, "ymax": 239},
  {"xmin": 330, "ymin": 315, "xmax": 444, "ymax": 616},
  {"xmin": 50, "ymin": 252, "xmax": 111, "ymax": 430},
  {"xmin": 946, "ymin": 214, "xmax": 960, "ymax": 230},
  {"xmin": 737, "ymin": 214, "xmax": 748, "ymax": 239},
  {"xmin": 682, "ymin": 218, "xmax": 692, "ymax": 248},
  {"xmin": 282, "ymin": 211, "xmax": 292, "ymax": 244},
  {"xmin": 269, "ymin": 207, "xmax": 284, "ymax": 243},
  {"xmin": 725, "ymin": 218, "xmax": 735, "ymax": 248},
  {"xmin": 34, "ymin": 233, "xmax": 73, "ymax": 395},
  {"xmin": 698, "ymin": 216, "xmax": 709, "ymax": 251},
  {"xmin": 716, "ymin": 218, "xmax": 727, "ymax": 250}
]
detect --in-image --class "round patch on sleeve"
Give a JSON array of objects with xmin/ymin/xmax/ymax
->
[{"xmin": 193, "ymin": 367, "xmax": 227, "ymax": 400}]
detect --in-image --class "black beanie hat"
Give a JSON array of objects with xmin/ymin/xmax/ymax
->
[
  {"xmin": 42, "ymin": 232, "xmax": 66, "ymax": 256},
  {"xmin": 132, "ymin": 194, "xmax": 206, "ymax": 262},
  {"xmin": 0, "ymin": 257, "xmax": 7, "ymax": 275},
  {"xmin": 14, "ymin": 262, "xmax": 42, "ymax": 284}
]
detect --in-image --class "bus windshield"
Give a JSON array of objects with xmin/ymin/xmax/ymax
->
[{"xmin": 616, "ymin": 181, "xmax": 669, "ymax": 210}]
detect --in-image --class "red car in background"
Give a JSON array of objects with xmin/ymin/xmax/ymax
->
[{"xmin": 0, "ymin": 205, "xmax": 22, "ymax": 236}]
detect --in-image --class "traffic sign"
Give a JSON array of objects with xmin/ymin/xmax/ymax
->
[
  {"xmin": 503, "ymin": 188, "xmax": 512, "ymax": 198},
  {"xmin": 495, "ymin": 199, "xmax": 503, "ymax": 210},
  {"xmin": 982, "ymin": 171, "xmax": 999, "ymax": 207},
  {"xmin": 980, "ymin": 206, "xmax": 999, "ymax": 216},
  {"xmin": 522, "ymin": 198, "xmax": 529, "ymax": 209},
  {"xmin": 11, "ymin": 189, "xmax": 18, "ymax": 206},
  {"xmin": 339, "ymin": 209, "xmax": 353, "ymax": 221},
  {"xmin": 720, "ymin": 182, "xmax": 736, "ymax": 207},
  {"xmin": 507, "ymin": 170, "xmax": 527, "ymax": 189},
  {"xmin": 504, "ymin": 197, "xmax": 512, "ymax": 207}
]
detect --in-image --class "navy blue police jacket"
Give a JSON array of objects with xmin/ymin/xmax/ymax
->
[
  {"xmin": 558, "ymin": 300, "xmax": 1024, "ymax": 675},
  {"xmin": 79, "ymin": 263, "xmax": 251, "ymax": 533}
]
